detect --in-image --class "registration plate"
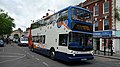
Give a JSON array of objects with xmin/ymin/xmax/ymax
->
[{"xmin": 81, "ymin": 58, "xmax": 87, "ymax": 61}]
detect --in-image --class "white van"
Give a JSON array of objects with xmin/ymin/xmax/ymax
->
[{"xmin": 18, "ymin": 37, "xmax": 28, "ymax": 46}]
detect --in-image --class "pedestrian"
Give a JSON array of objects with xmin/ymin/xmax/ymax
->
[{"xmin": 6, "ymin": 38, "xmax": 9, "ymax": 44}]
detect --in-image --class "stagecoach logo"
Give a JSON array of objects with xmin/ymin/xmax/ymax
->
[
  {"xmin": 57, "ymin": 19, "xmax": 62, "ymax": 28},
  {"xmin": 57, "ymin": 22, "xmax": 62, "ymax": 28}
]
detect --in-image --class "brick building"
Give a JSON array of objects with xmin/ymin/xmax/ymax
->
[{"xmin": 78, "ymin": 0, "xmax": 120, "ymax": 53}]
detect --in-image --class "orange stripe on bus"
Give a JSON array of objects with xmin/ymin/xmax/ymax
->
[{"xmin": 62, "ymin": 22, "xmax": 70, "ymax": 30}]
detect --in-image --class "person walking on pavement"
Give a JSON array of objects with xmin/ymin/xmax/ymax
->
[{"xmin": 6, "ymin": 37, "xmax": 9, "ymax": 44}]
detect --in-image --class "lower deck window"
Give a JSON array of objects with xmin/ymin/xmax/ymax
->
[{"xmin": 59, "ymin": 34, "xmax": 68, "ymax": 46}]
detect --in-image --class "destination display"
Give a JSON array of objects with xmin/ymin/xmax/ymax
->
[{"xmin": 72, "ymin": 22, "xmax": 92, "ymax": 32}]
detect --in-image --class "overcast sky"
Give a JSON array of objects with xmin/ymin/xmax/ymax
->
[{"xmin": 0, "ymin": 0, "xmax": 85, "ymax": 31}]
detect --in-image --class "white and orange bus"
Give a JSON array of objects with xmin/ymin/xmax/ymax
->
[{"xmin": 28, "ymin": 6, "xmax": 94, "ymax": 62}]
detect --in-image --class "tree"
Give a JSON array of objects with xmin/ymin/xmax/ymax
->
[
  {"xmin": 115, "ymin": 8, "xmax": 120, "ymax": 21},
  {"xmin": 0, "ymin": 9, "xmax": 15, "ymax": 36}
]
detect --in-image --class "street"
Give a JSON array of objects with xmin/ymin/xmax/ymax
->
[{"xmin": 0, "ymin": 43, "xmax": 120, "ymax": 67}]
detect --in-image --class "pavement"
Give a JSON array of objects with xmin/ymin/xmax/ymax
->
[{"xmin": 94, "ymin": 51, "xmax": 120, "ymax": 60}]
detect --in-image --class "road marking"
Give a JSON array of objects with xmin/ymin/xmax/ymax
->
[
  {"xmin": 24, "ymin": 51, "xmax": 27, "ymax": 53},
  {"xmin": 3, "ymin": 47, "xmax": 5, "ymax": 52},
  {"xmin": 0, "ymin": 53, "xmax": 26, "ymax": 64},
  {"xmin": 116, "ymin": 62, "xmax": 120, "ymax": 64},
  {"xmin": 31, "ymin": 55, "xmax": 34, "ymax": 57},
  {"xmin": 27, "ymin": 52, "xmax": 30, "ymax": 55},
  {"xmin": 0, "ymin": 56, "xmax": 21, "ymax": 57},
  {"xmin": 35, "ymin": 58, "xmax": 40, "ymax": 61},
  {"xmin": 0, "ymin": 53, "xmax": 26, "ymax": 56},
  {"xmin": 116, "ymin": 62, "xmax": 120, "ymax": 65},
  {"xmin": 107, "ymin": 59, "xmax": 113, "ymax": 61},
  {"xmin": 43, "ymin": 62, "xmax": 48, "ymax": 66},
  {"xmin": 17, "ymin": 46, "xmax": 21, "ymax": 49}
]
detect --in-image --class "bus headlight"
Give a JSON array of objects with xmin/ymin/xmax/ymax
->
[
  {"xmin": 91, "ymin": 51, "xmax": 94, "ymax": 55},
  {"xmin": 69, "ymin": 50, "xmax": 73, "ymax": 53},
  {"xmin": 73, "ymin": 53, "xmax": 75, "ymax": 56}
]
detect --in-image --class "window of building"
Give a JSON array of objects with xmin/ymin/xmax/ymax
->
[
  {"xmin": 103, "ymin": 1, "xmax": 109, "ymax": 14},
  {"xmin": 59, "ymin": 34, "xmax": 68, "ymax": 46},
  {"xmin": 94, "ymin": 5, "xmax": 99, "ymax": 16},
  {"xmin": 103, "ymin": 19, "xmax": 109, "ymax": 30},
  {"xmin": 95, "ymin": 21, "xmax": 98, "ymax": 31}
]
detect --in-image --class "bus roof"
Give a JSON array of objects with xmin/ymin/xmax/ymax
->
[
  {"xmin": 34, "ymin": 5, "xmax": 92, "ymax": 28},
  {"xmin": 42, "ymin": 6, "xmax": 91, "ymax": 20},
  {"xmin": 54, "ymin": 6, "xmax": 91, "ymax": 15}
]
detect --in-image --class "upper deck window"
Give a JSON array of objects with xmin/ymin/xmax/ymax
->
[
  {"xmin": 57, "ymin": 10, "xmax": 68, "ymax": 22},
  {"xmin": 71, "ymin": 8, "xmax": 91, "ymax": 23}
]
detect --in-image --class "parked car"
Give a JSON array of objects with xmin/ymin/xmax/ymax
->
[
  {"xmin": 0, "ymin": 39, "xmax": 4, "ymax": 47},
  {"xmin": 13, "ymin": 38, "xmax": 19, "ymax": 43},
  {"xmin": 18, "ymin": 37, "xmax": 28, "ymax": 46}
]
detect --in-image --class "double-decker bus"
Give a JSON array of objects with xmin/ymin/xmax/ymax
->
[{"xmin": 28, "ymin": 6, "xmax": 93, "ymax": 62}]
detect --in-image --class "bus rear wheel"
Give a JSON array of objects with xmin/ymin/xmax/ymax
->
[
  {"xmin": 31, "ymin": 47, "xmax": 34, "ymax": 52},
  {"xmin": 50, "ymin": 49, "xmax": 55, "ymax": 59},
  {"xmin": 29, "ymin": 45, "xmax": 34, "ymax": 52}
]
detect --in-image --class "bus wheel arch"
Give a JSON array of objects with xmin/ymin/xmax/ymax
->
[{"xmin": 50, "ymin": 47, "xmax": 55, "ymax": 59}]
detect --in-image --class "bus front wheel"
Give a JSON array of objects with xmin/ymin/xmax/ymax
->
[{"xmin": 50, "ymin": 49, "xmax": 55, "ymax": 59}]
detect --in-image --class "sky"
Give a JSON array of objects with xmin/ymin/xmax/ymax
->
[{"xmin": 0, "ymin": 0, "xmax": 85, "ymax": 31}]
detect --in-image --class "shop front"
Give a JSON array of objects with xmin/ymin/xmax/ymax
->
[
  {"xmin": 115, "ymin": 30, "xmax": 120, "ymax": 53},
  {"xmin": 93, "ymin": 31, "xmax": 113, "ymax": 55}
]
